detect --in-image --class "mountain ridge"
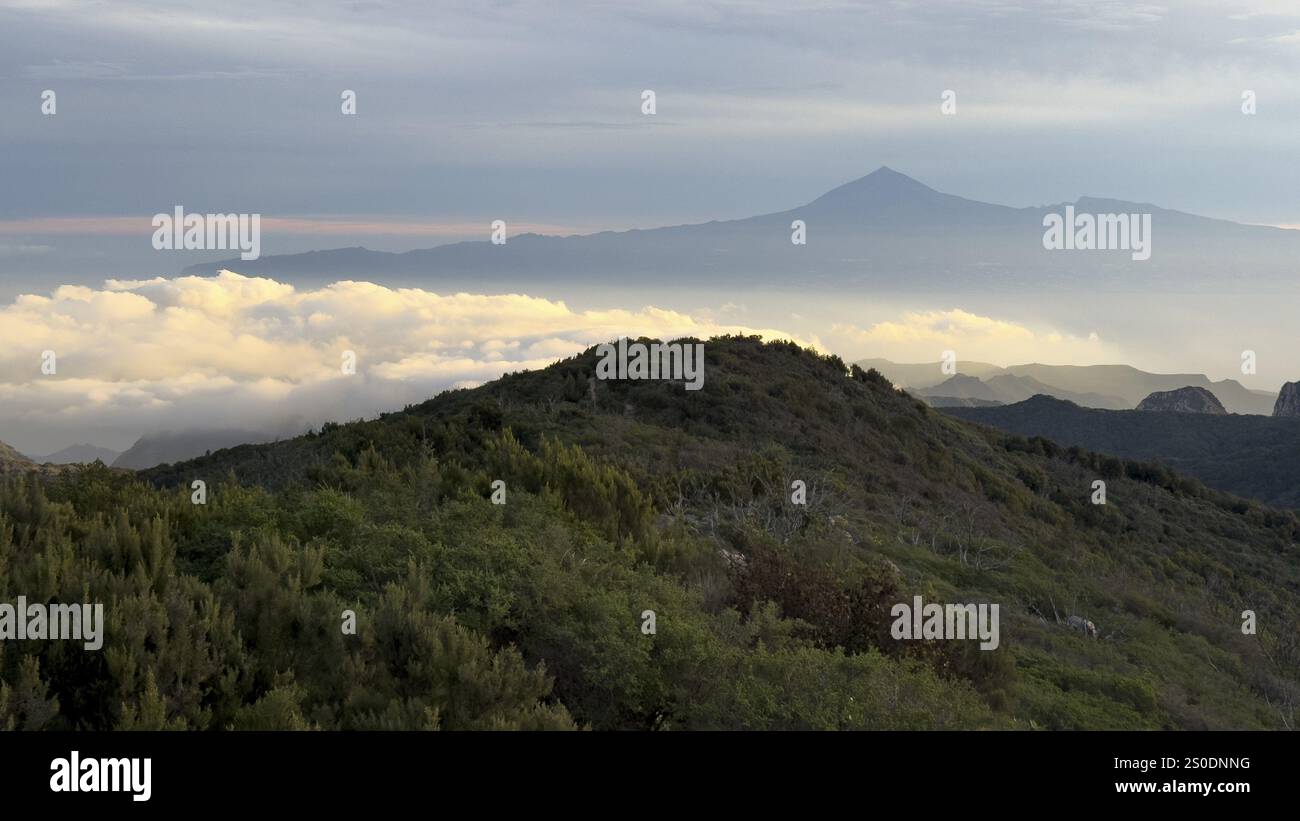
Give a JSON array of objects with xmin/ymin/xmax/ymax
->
[
  {"xmin": 945, "ymin": 394, "xmax": 1300, "ymax": 508},
  {"xmin": 861, "ymin": 357, "xmax": 1278, "ymax": 414},
  {"xmin": 182, "ymin": 168, "xmax": 1300, "ymax": 292}
]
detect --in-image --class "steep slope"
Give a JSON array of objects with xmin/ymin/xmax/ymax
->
[
  {"xmin": 0, "ymin": 440, "xmax": 38, "ymax": 473},
  {"xmin": 0, "ymin": 440, "xmax": 68, "ymax": 476},
  {"xmin": 946, "ymin": 395, "xmax": 1300, "ymax": 508},
  {"xmin": 132, "ymin": 337, "xmax": 1300, "ymax": 730},
  {"xmin": 1274, "ymin": 381, "xmax": 1300, "ymax": 417}
]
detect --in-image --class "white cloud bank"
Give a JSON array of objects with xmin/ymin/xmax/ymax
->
[
  {"xmin": 0, "ymin": 271, "xmax": 811, "ymax": 455},
  {"xmin": 0, "ymin": 274, "xmax": 1124, "ymax": 456},
  {"xmin": 824, "ymin": 309, "xmax": 1125, "ymax": 366}
]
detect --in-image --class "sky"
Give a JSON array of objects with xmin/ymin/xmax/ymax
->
[
  {"xmin": 3, "ymin": 0, "xmax": 1300, "ymax": 455},
  {"xmin": 5, "ymin": 0, "xmax": 1300, "ymax": 234}
]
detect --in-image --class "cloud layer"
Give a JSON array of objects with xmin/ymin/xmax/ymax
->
[
  {"xmin": 0, "ymin": 273, "xmax": 1129, "ymax": 456},
  {"xmin": 825, "ymin": 309, "xmax": 1123, "ymax": 366},
  {"xmin": 0, "ymin": 271, "xmax": 809, "ymax": 454}
]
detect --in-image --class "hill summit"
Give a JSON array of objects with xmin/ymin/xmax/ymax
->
[
  {"xmin": 8, "ymin": 337, "xmax": 1298, "ymax": 731},
  {"xmin": 1136, "ymin": 386, "xmax": 1227, "ymax": 414}
]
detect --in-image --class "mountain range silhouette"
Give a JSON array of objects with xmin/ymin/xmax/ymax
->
[{"xmin": 185, "ymin": 167, "xmax": 1300, "ymax": 292}]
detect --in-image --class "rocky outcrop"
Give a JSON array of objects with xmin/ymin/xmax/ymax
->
[
  {"xmin": 1136, "ymin": 386, "xmax": 1226, "ymax": 414},
  {"xmin": 1273, "ymin": 381, "xmax": 1300, "ymax": 417},
  {"xmin": 1065, "ymin": 615, "xmax": 1098, "ymax": 638}
]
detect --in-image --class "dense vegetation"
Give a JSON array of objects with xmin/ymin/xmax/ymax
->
[
  {"xmin": 946, "ymin": 395, "xmax": 1300, "ymax": 508},
  {"xmin": 3, "ymin": 337, "xmax": 1298, "ymax": 730}
]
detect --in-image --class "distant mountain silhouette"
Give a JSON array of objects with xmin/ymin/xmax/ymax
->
[
  {"xmin": 862, "ymin": 357, "xmax": 1276, "ymax": 414},
  {"xmin": 113, "ymin": 429, "xmax": 277, "ymax": 470},
  {"xmin": 37, "ymin": 443, "xmax": 121, "ymax": 465},
  {"xmin": 184, "ymin": 168, "xmax": 1300, "ymax": 292},
  {"xmin": 856, "ymin": 358, "xmax": 1006, "ymax": 388},
  {"xmin": 922, "ymin": 395, "xmax": 1004, "ymax": 408},
  {"xmin": 916, "ymin": 373, "xmax": 1126, "ymax": 409},
  {"xmin": 944, "ymin": 395, "xmax": 1300, "ymax": 508},
  {"xmin": 1001, "ymin": 364, "xmax": 1272, "ymax": 414},
  {"xmin": 916, "ymin": 374, "xmax": 995, "ymax": 400}
]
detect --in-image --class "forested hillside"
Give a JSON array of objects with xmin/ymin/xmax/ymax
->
[
  {"xmin": 946, "ymin": 395, "xmax": 1300, "ymax": 509},
  {"xmin": 3, "ymin": 337, "xmax": 1297, "ymax": 730}
]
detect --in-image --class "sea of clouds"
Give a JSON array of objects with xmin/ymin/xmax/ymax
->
[
  {"xmin": 0, "ymin": 270, "xmax": 1129, "ymax": 457},
  {"xmin": 0, "ymin": 271, "xmax": 815, "ymax": 455}
]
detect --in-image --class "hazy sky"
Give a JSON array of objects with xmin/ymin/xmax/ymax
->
[{"xmin": 4, "ymin": 0, "xmax": 1300, "ymax": 236}]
